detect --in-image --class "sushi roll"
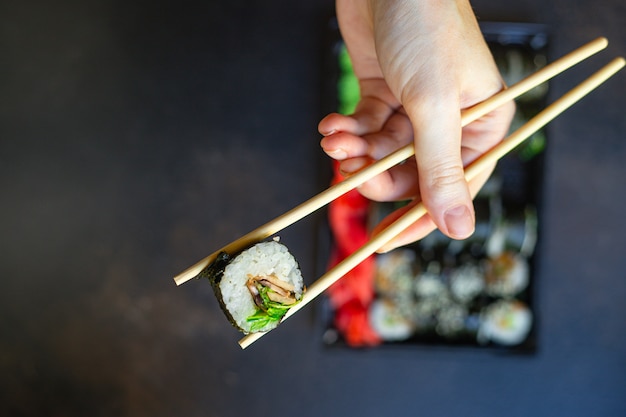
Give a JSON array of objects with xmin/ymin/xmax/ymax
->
[
  {"xmin": 201, "ymin": 240, "xmax": 305, "ymax": 334},
  {"xmin": 449, "ymin": 264, "xmax": 485, "ymax": 303},
  {"xmin": 477, "ymin": 300, "xmax": 532, "ymax": 346},
  {"xmin": 435, "ymin": 303, "xmax": 468, "ymax": 338},
  {"xmin": 369, "ymin": 300, "xmax": 415, "ymax": 342},
  {"xmin": 374, "ymin": 249, "xmax": 417, "ymax": 297},
  {"xmin": 484, "ymin": 251, "xmax": 529, "ymax": 297}
]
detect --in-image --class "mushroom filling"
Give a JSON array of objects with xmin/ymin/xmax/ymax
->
[{"xmin": 246, "ymin": 274, "xmax": 298, "ymax": 310}]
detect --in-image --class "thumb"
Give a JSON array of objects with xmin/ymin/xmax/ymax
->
[{"xmin": 407, "ymin": 96, "xmax": 475, "ymax": 240}]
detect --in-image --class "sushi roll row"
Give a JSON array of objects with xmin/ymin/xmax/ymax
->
[
  {"xmin": 368, "ymin": 248, "xmax": 533, "ymax": 346},
  {"xmin": 201, "ymin": 240, "xmax": 305, "ymax": 334}
]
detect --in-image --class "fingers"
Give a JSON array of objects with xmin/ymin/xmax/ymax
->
[
  {"xmin": 320, "ymin": 93, "xmax": 513, "ymax": 243},
  {"xmin": 320, "ymin": 110, "xmax": 413, "ymax": 160},
  {"xmin": 320, "ymin": 133, "xmax": 420, "ymax": 201},
  {"xmin": 404, "ymin": 83, "xmax": 513, "ymax": 241},
  {"xmin": 320, "ymin": 132, "xmax": 369, "ymax": 160},
  {"xmin": 319, "ymin": 98, "xmax": 397, "ymax": 138},
  {"xmin": 372, "ymin": 165, "xmax": 494, "ymax": 253},
  {"xmin": 320, "ymin": 107, "xmax": 418, "ymax": 202},
  {"xmin": 318, "ymin": 113, "xmax": 361, "ymax": 137},
  {"xmin": 407, "ymin": 97, "xmax": 476, "ymax": 240},
  {"xmin": 371, "ymin": 200, "xmax": 438, "ymax": 253},
  {"xmin": 460, "ymin": 98, "xmax": 516, "ymax": 166},
  {"xmin": 344, "ymin": 157, "xmax": 420, "ymax": 201},
  {"xmin": 318, "ymin": 78, "xmax": 401, "ymax": 137}
]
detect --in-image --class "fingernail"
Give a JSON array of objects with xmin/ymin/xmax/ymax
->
[
  {"xmin": 326, "ymin": 148, "xmax": 348, "ymax": 159},
  {"xmin": 340, "ymin": 158, "xmax": 368, "ymax": 174},
  {"xmin": 320, "ymin": 128, "xmax": 336, "ymax": 136},
  {"xmin": 444, "ymin": 205, "xmax": 474, "ymax": 239},
  {"xmin": 376, "ymin": 245, "xmax": 395, "ymax": 254}
]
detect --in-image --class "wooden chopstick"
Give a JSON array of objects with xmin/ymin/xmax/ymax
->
[
  {"xmin": 173, "ymin": 37, "xmax": 610, "ymax": 286},
  {"xmin": 239, "ymin": 56, "xmax": 625, "ymax": 349}
]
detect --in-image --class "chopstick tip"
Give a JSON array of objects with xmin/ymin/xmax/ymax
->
[
  {"xmin": 173, "ymin": 271, "xmax": 199, "ymax": 286},
  {"xmin": 597, "ymin": 36, "xmax": 609, "ymax": 48},
  {"xmin": 239, "ymin": 331, "xmax": 265, "ymax": 349},
  {"xmin": 173, "ymin": 275, "xmax": 189, "ymax": 286}
]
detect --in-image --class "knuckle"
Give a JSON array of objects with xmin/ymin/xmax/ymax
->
[{"xmin": 426, "ymin": 162, "xmax": 466, "ymax": 194}]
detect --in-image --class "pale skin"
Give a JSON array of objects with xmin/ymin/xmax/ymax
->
[{"xmin": 319, "ymin": 0, "xmax": 515, "ymax": 252}]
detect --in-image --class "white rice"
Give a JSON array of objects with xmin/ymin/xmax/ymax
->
[
  {"xmin": 369, "ymin": 300, "xmax": 414, "ymax": 342},
  {"xmin": 477, "ymin": 300, "xmax": 532, "ymax": 346},
  {"xmin": 218, "ymin": 241, "xmax": 303, "ymax": 333}
]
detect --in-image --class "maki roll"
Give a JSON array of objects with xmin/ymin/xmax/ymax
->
[
  {"xmin": 478, "ymin": 300, "xmax": 532, "ymax": 346},
  {"xmin": 484, "ymin": 251, "xmax": 529, "ymax": 297},
  {"xmin": 201, "ymin": 240, "xmax": 305, "ymax": 334},
  {"xmin": 369, "ymin": 299, "xmax": 415, "ymax": 342}
]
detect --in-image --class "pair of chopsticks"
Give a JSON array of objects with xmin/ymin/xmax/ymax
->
[{"xmin": 173, "ymin": 37, "xmax": 624, "ymax": 349}]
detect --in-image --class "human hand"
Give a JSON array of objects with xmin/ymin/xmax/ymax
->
[{"xmin": 319, "ymin": 0, "xmax": 515, "ymax": 252}]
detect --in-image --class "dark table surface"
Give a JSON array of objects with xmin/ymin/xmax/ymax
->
[{"xmin": 1, "ymin": 1, "xmax": 625, "ymax": 416}]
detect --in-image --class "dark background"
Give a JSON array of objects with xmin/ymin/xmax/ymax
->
[{"xmin": 1, "ymin": 1, "xmax": 624, "ymax": 416}]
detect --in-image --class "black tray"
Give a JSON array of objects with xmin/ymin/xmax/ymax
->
[{"xmin": 320, "ymin": 21, "xmax": 549, "ymax": 353}]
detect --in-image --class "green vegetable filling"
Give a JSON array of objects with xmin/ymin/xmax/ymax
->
[{"xmin": 246, "ymin": 286, "xmax": 298, "ymax": 332}]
